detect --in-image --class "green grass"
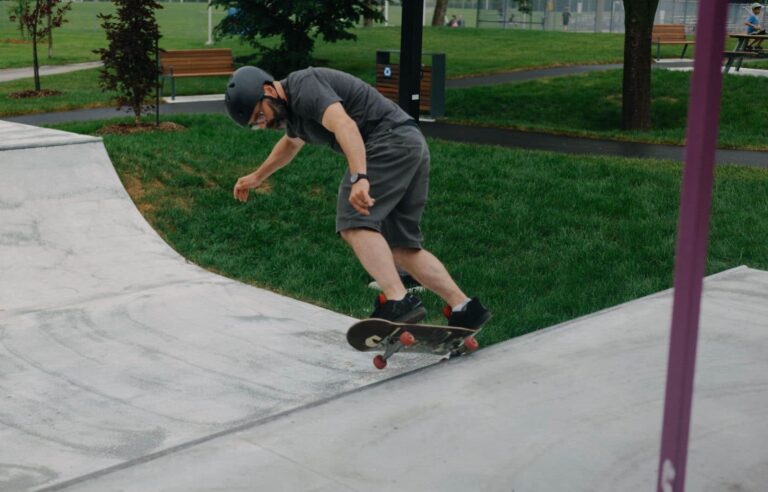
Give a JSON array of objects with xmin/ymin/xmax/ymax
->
[
  {"xmin": 1, "ymin": 1, "xmax": 625, "ymax": 72},
  {"xmin": 0, "ymin": 20, "xmax": 625, "ymax": 116},
  {"xmin": 0, "ymin": 68, "xmax": 117, "ymax": 113},
  {"xmin": 444, "ymin": 67, "xmax": 768, "ymax": 150},
  {"xmin": 1, "ymin": 2, "xmax": 625, "ymax": 75},
  {"xmin": 51, "ymin": 115, "xmax": 768, "ymax": 346},
  {"xmin": 0, "ymin": 1, "xmax": 237, "ymax": 68}
]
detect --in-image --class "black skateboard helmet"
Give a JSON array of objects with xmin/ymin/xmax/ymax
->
[{"xmin": 225, "ymin": 66, "xmax": 274, "ymax": 127}]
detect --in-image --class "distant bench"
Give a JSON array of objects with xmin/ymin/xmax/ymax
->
[
  {"xmin": 652, "ymin": 24, "xmax": 695, "ymax": 60},
  {"xmin": 159, "ymin": 48, "xmax": 234, "ymax": 100}
]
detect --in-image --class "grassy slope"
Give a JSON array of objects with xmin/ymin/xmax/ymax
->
[{"xmin": 53, "ymin": 115, "xmax": 768, "ymax": 346}]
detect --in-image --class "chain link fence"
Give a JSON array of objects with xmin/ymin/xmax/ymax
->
[{"xmin": 382, "ymin": 1, "xmax": 762, "ymax": 34}]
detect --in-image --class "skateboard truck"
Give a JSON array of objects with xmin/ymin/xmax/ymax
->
[
  {"xmin": 373, "ymin": 330, "xmax": 418, "ymax": 369},
  {"xmin": 372, "ymin": 329, "xmax": 478, "ymax": 370}
]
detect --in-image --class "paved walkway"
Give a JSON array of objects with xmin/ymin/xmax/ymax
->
[
  {"xmin": 5, "ymin": 59, "xmax": 768, "ymax": 168},
  {"xmin": 6, "ymin": 100, "xmax": 768, "ymax": 168},
  {"xmin": 0, "ymin": 61, "xmax": 102, "ymax": 83}
]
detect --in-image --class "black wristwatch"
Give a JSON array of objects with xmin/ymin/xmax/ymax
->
[{"xmin": 350, "ymin": 173, "xmax": 369, "ymax": 184}]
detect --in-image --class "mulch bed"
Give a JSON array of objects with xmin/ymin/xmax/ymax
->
[
  {"xmin": 8, "ymin": 89, "xmax": 63, "ymax": 99},
  {"xmin": 96, "ymin": 121, "xmax": 187, "ymax": 135}
]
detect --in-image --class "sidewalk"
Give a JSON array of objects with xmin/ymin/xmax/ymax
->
[
  {"xmin": 6, "ymin": 101, "xmax": 768, "ymax": 169},
  {"xmin": 3, "ymin": 60, "xmax": 768, "ymax": 168},
  {"xmin": 0, "ymin": 61, "xmax": 102, "ymax": 83}
]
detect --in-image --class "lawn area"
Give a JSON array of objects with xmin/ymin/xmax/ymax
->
[
  {"xmin": 1, "ymin": 1, "xmax": 625, "ymax": 67},
  {"xmin": 53, "ymin": 115, "xmax": 768, "ymax": 347},
  {"xmin": 445, "ymin": 67, "xmax": 768, "ymax": 150},
  {"xmin": 0, "ymin": 1, "xmax": 236, "ymax": 68},
  {"xmin": 0, "ymin": 19, "xmax": 625, "ymax": 117},
  {"xmin": 1, "ymin": 1, "xmax": 624, "ymax": 72}
]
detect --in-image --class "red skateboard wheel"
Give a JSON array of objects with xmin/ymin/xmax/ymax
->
[
  {"xmin": 399, "ymin": 331, "xmax": 416, "ymax": 347},
  {"xmin": 465, "ymin": 336, "xmax": 479, "ymax": 352},
  {"xmin": 373, "ymin": 355, "xmax": 388, "ymax": 370}
]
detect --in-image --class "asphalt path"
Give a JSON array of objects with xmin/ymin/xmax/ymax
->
[{"xmin": 4, "ymin": 61, "xmax": 767, "ymax": 168}]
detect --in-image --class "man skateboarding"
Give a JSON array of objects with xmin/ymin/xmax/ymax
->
[{"xmin": 225, "ymin": 66, "xmax": 491, "ymax": 330}]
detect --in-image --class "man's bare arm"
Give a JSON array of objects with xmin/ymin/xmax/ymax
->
[
  {"xmin": 233, "ymin": 135, "xmax": 304, "ymax": 202},
  {"xmin": 321, "ymin": 102, "xmax": 374, "ymax": 216}
]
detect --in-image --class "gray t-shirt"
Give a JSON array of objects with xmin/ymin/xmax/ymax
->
[{"xmin": 282, "ymin": 67, "xmax": 412, "ymax": 153}]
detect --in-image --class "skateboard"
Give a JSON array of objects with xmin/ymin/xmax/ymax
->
[{"xmin": 347, "ymin": 318, "xmax": 480, "ymax": 369}]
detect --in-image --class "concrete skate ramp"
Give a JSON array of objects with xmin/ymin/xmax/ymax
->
[
  {"xmin": 0, "ymin": 121, "xmax": 432, "ymax": 491},
  {"xmin": 40, "ymin": 269, "xmax": 768, "ymax": 492}
]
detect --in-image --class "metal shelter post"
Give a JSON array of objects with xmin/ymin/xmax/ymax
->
[
  {"xmin": 657, "ymin": 0, "xmax": 729, "ymax": 491},
  {"xmin": 399, "ymin": 0, "xmax": 424, "ymax": 121}
]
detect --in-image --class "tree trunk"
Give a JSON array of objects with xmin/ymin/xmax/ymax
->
[
  {"xmin": 622, "ymin": 0, "xmax": 659, "ymax": 131},
  {"xmin": 47, "ymin": 0, "xmax": 53, "ymax": 58},
  {"xmin": 432, "ymin": 0, "xmax": 448, "ymax": 26},
  {"xmin": 32, "ymin": 31, "xmax": 41, "ymax": 91},
  {"xmin": 363, "ymin": 1, "xmax": 373, "ymax": 27}
]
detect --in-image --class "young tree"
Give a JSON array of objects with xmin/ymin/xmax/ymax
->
[
  {"xmin": 7, "ymin": 0, "xmax": 33, "ymax": 39},
  {"xmin": 95, "ymin": 0, "xmax": 162, "ymax": 126},
  {"xmin": 211, "ymin": 0, "xmax": 383, "ymax": 76},
  {"xmin": 622, "ymin": 0, "xmax": 660, "ymax": 130},
  {"xmin": 8, "ymin": 0, "xmax": 71, "ymax": 91}
]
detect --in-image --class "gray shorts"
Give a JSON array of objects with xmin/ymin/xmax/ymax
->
[{"xmin": 336, "ymin": 124, "xmax": 429, "ymax": 249}]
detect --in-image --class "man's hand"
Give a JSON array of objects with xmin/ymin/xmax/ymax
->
[
  {"xmin": 233, "ymin": 173, "xmax": 263, "ymax": 203},
  {"xmin": 349, "ymin": 180, "xmax": 375, "ymax": 216}
]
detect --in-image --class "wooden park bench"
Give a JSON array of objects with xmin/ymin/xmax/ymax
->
[
  {"xmin": 652, "ymin": 24, "xmax": 695, "ymax": 60},
  {"xmin": 158, "ymin": 48, "xmax": 234, "ymax": 100}
]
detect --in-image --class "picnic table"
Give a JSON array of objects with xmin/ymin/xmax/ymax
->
[{"xmin": 724, "ymin": 34, "xmax": 768, "ymax": 73}]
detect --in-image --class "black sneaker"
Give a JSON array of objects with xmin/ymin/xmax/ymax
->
[
  {"xmin": 443, "ymin": 298, "xmax": 492, "ymax": 330},
  {"xmin": 370, "ymin": 293, "xmax": 427, "ymax": 324}
]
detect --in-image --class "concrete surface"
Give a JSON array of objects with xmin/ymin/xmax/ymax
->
[
  {"xmin": 43, "ymin": 267, "xmax": 768, "ymax": 492},
  {"xmin": 666, "ymin": 66, "xmax": 768, "ymax": 78},
  {"xmin": 163, "ymin": 94, "xmax": 224, "ymax": 104},
  {"xmin": 0, "ymin": 121, "xmax": 432, "ymax": 491},
  {"xmin": 0, "ymin": 62, "xmax": 102, "ymax": 83},
  {"xmin": 1, "ymin": 121, "xmax": 767, "ymax": 492}
]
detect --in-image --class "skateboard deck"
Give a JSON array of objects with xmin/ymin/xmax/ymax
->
[{"xmin": 347, "ymin": 318, "xmax": 480, "ymax": 369}]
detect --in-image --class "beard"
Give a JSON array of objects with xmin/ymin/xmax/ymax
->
[{"xmin": 265, "ymin": 97, "xmax": 289, "ymax": 130}]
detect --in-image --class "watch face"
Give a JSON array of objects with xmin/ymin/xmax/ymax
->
[{"xmin": 351, "ymin": 173, "xmax": 366, "ymax": 184}]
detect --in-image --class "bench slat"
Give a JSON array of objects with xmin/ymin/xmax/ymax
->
[
  {"xmin": 652, "ymin": 24, "xmax": 691, "ymax": 43},
  {"xmin": 158, "ymin": 48, "xmax": 234, "ymax": 77}
]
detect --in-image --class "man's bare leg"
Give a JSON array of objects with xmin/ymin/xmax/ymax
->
[
  {"xmin": 340, "ymin": 228, "xmax": 407, "ymax": 301},
  {"xmin": 392, "ymin": 248, "xmax": 468, "ymax": 308}
]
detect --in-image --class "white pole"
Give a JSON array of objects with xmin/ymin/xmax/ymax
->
[
  {"xmin": 384, "ymin": 0, "xmax": 389, "ymax": 26},
  {"xmin": 206, "ymin": 1, "xmax": 214, "ymax": 45}
]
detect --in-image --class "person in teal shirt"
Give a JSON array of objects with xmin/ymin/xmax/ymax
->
[{"xmin": 746, "ymin": 3, "xmax": 766, "ymax": 50}]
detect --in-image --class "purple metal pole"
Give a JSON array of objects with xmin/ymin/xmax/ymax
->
[{"xmin": 657, "ymin": 1, "xmax": 729, "ymax": 491}]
